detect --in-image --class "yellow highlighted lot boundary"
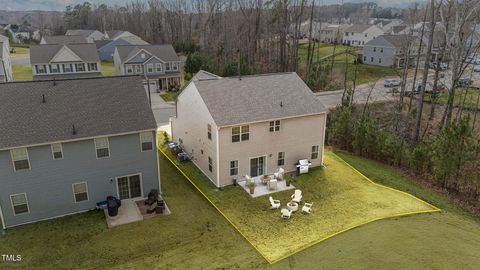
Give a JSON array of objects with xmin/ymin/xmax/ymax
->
[{"xmin": 159, "ymin": 148, "xmax": 440, "ymax": 264}]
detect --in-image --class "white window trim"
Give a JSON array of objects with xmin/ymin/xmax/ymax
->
[
  {"xmin": 10, "ymin": 193, "xmax": 30, "ymax": 216},
  {"xmin": 126, "ymin": 65, "xmax": 133, "ymax": 74},
  {"xmin": 115, "ymin": 173, "xmax": 143, "ymax": 200},
  {"xmin": 311, "ymin": 145, "xmax": 320, "ymax": 159},
  {"xmin": 51, "ymin": 143, "xmax": 64, "ymax": 160},
  {"xmin": 147, "ymin": 63, "xmax": 154, "ymax": 73},
  {"xmin": 94, "ymin": 137, "xmax": 110, "ymax": 159},
  {"xmin": 139, "ymin": 132, "xmax": 154, "ymax": 152},
  {"xmin": 156, "ymin": 63, "xmax": 162, "ymax": 72},
  {"xmin": 229, "ymin": 160, "xmax": 238, "ymax": 176},
  {"xmin": 269, "ymin": 120, "xmax": 281, "ymax": 132},
  {"xmin": 277, "ymin": 152, "xmax": 285, "ymax": 166},
  {"xmin": 72, "ymin": 182, "xmax": 89, "ymax": 203},
  {"xmin": 10, "ymin": 147, "xmax": 31, "ymax": 172}
]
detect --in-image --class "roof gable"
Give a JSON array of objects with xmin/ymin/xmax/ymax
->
[{"xmin": 50, "ymin": 45, "xmax": 82, "ymax": 62}]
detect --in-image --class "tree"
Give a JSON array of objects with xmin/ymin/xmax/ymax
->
[{"xmin": 184, "ymin": 51, "xmax": 209, "ymax": 75}]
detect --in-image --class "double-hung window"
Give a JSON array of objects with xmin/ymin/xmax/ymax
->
[
  {"xmin": 230, "ymin": 160, "xmax": 238, "ymax": 176},
  {"xmin": 73, "ymin": 182, "xmax": 89, "ymax": 202},
  {"xmin": 11, "ymin": 148, "xmax": 30, "ymax": 171},
  {"xmin": 156, "ymin": 63, "xmax": 162, "ymax": 72},
  {"xmin": 51, "ymin": 143, "xmax": 63, "ymax": 160},
  {"xmin": 75, "ymin": 63, "xmax": 85, "ymax": 72},
  {"xmin": 269, "ymin": 120, "xmax": 280, "ymax": 132},
  {"xmin": 147, "ymin": 64, "xmax": 153, "ymax": 73},
  {"xmin": 207, "ymin": 124, "xmax": 212, "ymax": 140},
  {"xmin": 63, "ymin": 63, "xmax": 73, "ymax": 73},
  {"xmin": 277, "ymin": 152, "xmax": 285, "ymax": 166},
  {"xmin": 135, "ymin": 65, "xmax": 142, "ymax": 74},
  {"xmin": 50, "ymin": 64, "xmax": 60, "ymax": 73},
  {"xmin": 10, "ymin": 193, "xmax": 29, "ymax": 215},
  {"xmin": 126, "ymin": 65, "xmax": 133, "ymax": 74},
  {"xmin": 88, "ymin": 63, "xmax": 98, "ymax": 71},
  {"xmin": 165, "ymin": 63, "xmax": 171, "ymax": 71},
  {"xmin": 94, "ymin": 137, "xmax": 110, "ymax": 158},
  {"xmin": 208, "ymin": 157, "xmax": 213, "ymax": 172},
  {"xmin": 140, "ymin": 132, "xmax": 153, "ymax": 151},
  {"xmin": 311, "ymin": 145, "xmax": 319, "ymax": 159},
  {"xmin": 36, "ymin": 65, "xmax": 46, "ymax": 74},
  {"xmin": 231, "ymin": 125, "xmax": 249, "ymax": 142}
]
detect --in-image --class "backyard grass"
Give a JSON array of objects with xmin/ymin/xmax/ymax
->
[
  {"xmin": 159, "ymin": 144, "xmax": 438, "ymax": 263},
  {"xmin": 101, "ymin": 61, "xmax": 116, "ymax": 76},
  {"xmin": 10, "ymin": 46, "xmax": 30, "ymax": 55},
  {"xmin": 298, "ymin": 43, "xmax": 356, "ymax": 64},
  {"xmin": 1, "ymin": 150, "xmax": 480, "ymax": 269},
  {"xmin": 424, "ymin": 88, "xmax": 480, "ymax": 109},
  {"xmin": 160, "ymin": 91, "xmax": 178, "ymax": 102},
  {"xmin": 12, "ymin": 64, "xmax": 32, "ymax": 81}
]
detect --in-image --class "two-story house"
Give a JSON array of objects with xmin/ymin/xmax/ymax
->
[
  {"xmin": 96, "ymin": 35, "xmax": 148, "ymax": 61},
  {"xmin": 113, "ymin": 44, "xmax": 183, "ymax": 91},
  {"xmin": 342, "ymin": 24, "xmax": 384, "ymax": 47},
  {"xmin": 0, "ymin": 76, "xmax": 160, "ymax": 229},
  {"xmin": 317, "ymin": 24, "xmax": 351, "ymax": 44},
  {"xmin": 65, "ymin": 29, "xmax": 104, "ymax": 42},
  {"xmin": 362, "ymin": 35, "xmax": 421, "ymax": 68},
  {"xmin": 30, "ymin": 43, "xmax": 101, "ymax": 80},
  {"xmin": 40, "ymin": 35, "xmax": 89, "ymax": 44},
  {"xmin": 171, "ymin": 71, "xmax": 328, "ymax": 187},
  {"xmin": 0, "ymin": 34, "xmax": 13, "ymax": 82}
]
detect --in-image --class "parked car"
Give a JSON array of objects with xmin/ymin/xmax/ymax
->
[
  {"xmin": 473, "ymin": 65, "xmax": 480, "ymax": 72},
  {"xmin": 429, "ymin": 62, "xmax": 447, "ymax": 70},
  {"xmin": 458, "ymin": 77, "xmax": 474, "ymax": 86},
  {"xmin": 384, "ymin": 79, "xmax": 401, "ymax": 87}
]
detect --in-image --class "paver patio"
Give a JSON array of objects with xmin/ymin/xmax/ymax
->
[{"xmin": 159, "ymin": 145, "xmax": 439, "ymax": 263}]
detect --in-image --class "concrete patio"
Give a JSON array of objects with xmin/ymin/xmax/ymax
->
[
  {"xmin": 104, "ymin": 198, "xmax": 171, "ymax": 228},
  {"xmin": 238, "ymin": 175, "xmax": 295, "ymax": 198}
]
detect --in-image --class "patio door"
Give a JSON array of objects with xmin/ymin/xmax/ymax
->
[
  {"xmin": 117, "ymin": 174, "xmax": 142, "ymax": 200},
  {"xmin": 250, "ymin": 156, "xmax": 265, "ymax": 177}
]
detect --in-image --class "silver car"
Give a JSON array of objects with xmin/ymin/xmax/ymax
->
[{"xmin": 384, "ymin": 79, "xmax": 401, "ymax": 87}]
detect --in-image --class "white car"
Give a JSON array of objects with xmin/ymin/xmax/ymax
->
[
  {"xmin": 384, "ymin": 79, "xmax": 401, "ymax": 87},
  {"xmin": 474, "ymin": 65, "xmax": 480, "ymax": 72}
]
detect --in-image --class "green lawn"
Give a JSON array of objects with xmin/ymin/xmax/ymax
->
[
  {"xmin": 101, "ymin": 61, "xmax": 116, "ymax": 76},
  {"xmin": 425, "ymin": 88, "xmax": 480, "ymax": 109},
  {"xmin": 160, "ymin": 144, "xmax": 437, "ymax": 263},
  {"xmin": 298, "ymin": 43, "xmax": 355, "ymax": 64},
  {"xmin": 160, "ymin": 91, "xmax": 178, "ymax": 102},
  {"xmin": 1, "ymin": 150, "xmax": 479, "ymax": 269},
  {"xmin": 12, "ymin": 64, "xmax": 32, "ymax": 81},
  {"xmin": 10, "ymin": 46, "xmax": 30, "ymax": 55}
]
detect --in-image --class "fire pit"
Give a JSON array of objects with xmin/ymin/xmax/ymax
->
[{"xmin": 286, "ymin": 201, "xmax": 299, "ymax": 212}]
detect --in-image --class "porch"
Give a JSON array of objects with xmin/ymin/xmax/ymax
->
[
  {"xmin": 237, "ymin": 174, "xmax": 295, "ymax": 198},
  {"xmin": 104, "ymin": 198, "xmax": 171, "ymax": 228}
]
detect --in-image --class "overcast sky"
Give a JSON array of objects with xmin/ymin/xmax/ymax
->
[{"xmin": 0, "ymin": 0, "xmax": 422, "ymax": 11}]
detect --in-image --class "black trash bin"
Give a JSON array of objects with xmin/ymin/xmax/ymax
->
[{"xmin": 107, "ymin": 196, "xmax": 121, "ymax": 217}]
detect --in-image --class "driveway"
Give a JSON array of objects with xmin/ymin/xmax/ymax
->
[
  {"xmin": 144, "ymin": 85, "xmax": 176, "ymax": 127},
  {"xmin": 10, "ymin": 54, "xmax": 30, "ymax": 65}
]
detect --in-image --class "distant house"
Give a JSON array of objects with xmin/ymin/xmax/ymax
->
[
  {"xmin": 317, "ymin": 24, "xmax": 350, "ymax": 44},
  {"xmin": 171, "ymin": 71, "xmax": 327, "ymax": 187},
  {"xmin": 96, "ymin": 35, "xmax": 148, "ymax": 61},
  {"xmin": 40, "ymin": 35, "xmax": 88, "ymax": 44},
  {"xmin": 342, "ymin": 24, "xmax": 384, "ymax": 47},
  {"xmin": 0, "ymin": 76, "xmax": 160, "ymax": 229},
  {"xmin": 105, "ymin": 30, "xmax": 139, "ymax": 40},
  {"xmin": 113, "ymin": 44, "xmax": 183, "ymax": 90},
  {"xmin": 362, "ymin": 35, "xmax": 420, "ymax": 68},
  {"xmin": 5, "ymin": 24, "xmax": 32, "ymax": 43},
  {"xmin": 30, "ymin": 43, "xmax": 101, "ymax": 80},
  {"xmin": 0, "ymin": 34, "xmax": 13, "ymax": 82},
  {"xmin": 65, "ymin": 30, "xmax": 104, "ymax": 42}
]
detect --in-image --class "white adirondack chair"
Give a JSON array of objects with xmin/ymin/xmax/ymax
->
[
  {"xmin": 302, "ymin": 202, "xmax": 313, "ymax": 214},
  {"xmin": 269, "ymin": 196, "xmax": 280, "ymax": 209},
  {"xmin": 274, "ymin": 167, "xmax": 285, "ymax": 180},
  {"xmin": 291, "ymin": 189, "xmax": 302, "ymax": 203},
  {"xmin": 281, "ymin": 208, "xmax": 293, "ymax": 219}
]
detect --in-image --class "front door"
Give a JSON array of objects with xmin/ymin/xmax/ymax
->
[
  {"xmin": 250, "ymin": 156, "xmax": 265, "ymax": 177},
  {"xmin": 117, "ymin": 174, "xmax": 142, "ymax": 200}
]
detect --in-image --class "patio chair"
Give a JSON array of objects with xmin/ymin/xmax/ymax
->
[
  {"xmin": 269, "ymin": 196, "xmax": 281, "ymax": 209},
  {"xmin": 274, "ymin": 168, "xmax": 285, "ymax": 180},
  {"xmin": 281, "ymin": 208, "xmax": 293, "ymax": 219},
  {"xmin": 291, "ymin": 189, "xmax": 302, "ymax": 203},
  {"xmin": 302, "ymin": 202, "xmax": 313, "ymax": 214},
  {"xmin": 268, "ymin": 179, "xmax": 278, "ymax": 190}
]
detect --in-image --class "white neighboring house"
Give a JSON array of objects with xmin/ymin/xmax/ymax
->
[
  {"xmin": 362, "ymin": 35, "xmax": 421, "ymax": 68},
  {"xmin": 65, "ymin": 30, "xmax": 104, "ymax": 43},
  {"xmin": 342, "ymin": 24, "xmax": 384, "ymax": 47},
  {"xmin": 0, "ymin": 34, "xmax": 13, "ymax": 82}
]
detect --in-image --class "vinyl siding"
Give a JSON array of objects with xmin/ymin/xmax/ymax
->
[{"xmin": 0, "ymin": 132, "xmax": 159, "ymax": 228}]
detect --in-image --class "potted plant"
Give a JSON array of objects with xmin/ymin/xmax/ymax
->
[
  {"xmin": 285, "ymin": 176, "xmax": 291, "ymax": 187},
  {"xmin": 248, "ymin": 178, "xmax": 256, "ymax": 194}
]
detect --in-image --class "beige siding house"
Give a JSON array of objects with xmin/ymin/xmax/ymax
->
[{"xmin": 171, "ymin": 71, "xmax": 327, "ymax": 187}]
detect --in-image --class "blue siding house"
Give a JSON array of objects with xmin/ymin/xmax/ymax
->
[
  {"xmin": 0, "ymin": 76, "xmax": 160, "ymax": 229},
  {"xmin": 96, "ymin": 36, "xmax": 148, "ymax": 61}
]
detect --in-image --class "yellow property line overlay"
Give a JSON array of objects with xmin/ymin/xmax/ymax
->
[{"xmin": 159, "ymin": 148, "xmax": 440, "ymax": 265}]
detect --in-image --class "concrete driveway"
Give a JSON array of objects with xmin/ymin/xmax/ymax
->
[
  {"xmin": 10, "ymin": 54, "xmax": 30, "ymax": 65},
  {"xmin": 144, "ymin": 85, "xmax": 176, "ymax": 127}
]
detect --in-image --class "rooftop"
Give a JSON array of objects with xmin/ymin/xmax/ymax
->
[
  {"xmin": 30, "ymin": 43, "xmax": 100, "ymax": 64},
  {"xmin": 42, "ymin": 35, "xmax": 87, "ymax": 44},
  {"xmin": 116, "ymin": 44, "xmax": 179, "ymax": 63}
]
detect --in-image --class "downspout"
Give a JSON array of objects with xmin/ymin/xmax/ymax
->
[
  {"xmin": 321, "ymin": 112, "xmax": 327, "ymax": 166},
  {"xmin": 215, "ymin": 127, "xmax": 220, "ymax": 188},
  {"xmin": 1, "ymin": 58, "xmax": 8, "ymax": 82},
  {"xmin": 155, "ymin": 130, "xmax": 162, "ymax": 194},
  {"xmin": 0, "ymin": 202, "xmax": 6, "ymax": 232}
]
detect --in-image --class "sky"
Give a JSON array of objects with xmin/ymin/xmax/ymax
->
[{"xmin": 0, "ymin": 0, "xmax": 422, "ymax": 11}]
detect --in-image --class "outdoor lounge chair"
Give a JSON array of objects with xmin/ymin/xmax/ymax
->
[
  {"xmin": 281, "ymin": 208, "xmax": 293, "ymax": 219},
  {"xmin": 269, "ymin": 196, "xmax": 281, "ymax": 209},
  {"xmin": 291, "ymin": 189, "xmax": 302, "ymax": 203},
  {"xmin": 302, "ymin": 202, "xmax": 313, "ymax": 214}
]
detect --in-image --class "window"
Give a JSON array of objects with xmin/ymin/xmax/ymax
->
[
  {"xmin": 51, "ymin": 143, "xmax": 63, "ymax": 160},
  {"xmin": 72, "ymin": 182, "xmax": 89, "ymax": 202},
  {"xmin": 232, "ymin": 125, "xmax": 249, "ymax": 142},
  {"xmin": 75, "ymin": 63, "xmax": 85, "ymax": 72},
  {"xmin": 373, "ymin": 47, "xmax": 376, "ymax": 52},
  {"xmin": 311, "ymin": 145, "xmax": 319, "ymax": 159},
  {"xmin": 63, "ymin": 63, "xmax": 73, "ymax": 73},
  {"xmin": 370, "ymin": 57, "xmax": 374, "ymax": 62},
  {"xmin": 172, "ymin": 63, "xmax": 178, "ymax": 70},
  {"xmin": 156, "ymin": 63, "xmax": 162, "ymax": 72},
  {"xmin": 165, "ymin": 63, "xmax": 171, "ymax": 71},
  {"xmin": 269, "ymin": 120, "xmax": 280, "ymax": 132},
  {"xmin": 126, "ymin": 65, "xmax": 133, "ymax": 74},
  {"xmin": 380, "ymin": 48, "xmax": 384, "ymax": 53},
  {"xmin": 277, "ymin": 152, "xmax": 285, "ymax": 166},
  {"xmin": 94, "ymin": 137, "xmax": 110, "ymax": 158},
  {"xmin": 207, "ymin": 124, "xmax": 212, "ymax": 140},
  {"xmin": 135, "ymin": 65, "xmax": 142, "ymax": 74},
  {"xmin": 363, "ymin": 56, "xmax": 366, "ymax": 61},
  {"xmin": 364, "ymin": 33, "xmax": 368, "ymax": 37},
  {"xmin": 140, "ymin": 131, "xmax": 153, "ymax": 151},
  {"xmin": 10, "ymin": 193, "xmax": 29, "ymax": 215},
  {"xmin": 11, "ymin": 148, "xmax": 30, "ymax": 171},
  {"xmin": 379, "ymin": 58, "xmax": 382, "ymax": 63},
  {"xmin": 50, "ymin": 64, "xmax": 60, "ymax": 73},
  {"xmin": 230, "ymin": 160, "xmax": 238, "ymax": 176},
  {"xmin": 36, "ymin": 65, "xmax": 46, "ymax": 74},
  {"xmin": 147, "ymin": 64, "xmax": 153, "ymax": 73},
  {"xmin": 88, "ymin": 63, "xmax": 98, "ymax": 71},
  {"xmin": 208, "ymin": 157, "xmax": 213, "ymax": 172}
]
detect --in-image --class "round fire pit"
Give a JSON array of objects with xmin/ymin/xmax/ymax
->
[{"xmin": 286, "ymin": 201, "xmax": 298, "ymax": 212}]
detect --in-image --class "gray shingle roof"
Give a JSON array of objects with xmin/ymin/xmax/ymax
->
[
  {"xmin": 116, "ymin": 44, "xmax": 179, "ymax": 63},
  {"xmin": 42, "ymin": 35, "xmax": 87, "ymax": 44},
  {"xmin": 94, "ymin": 39, "xmax": 112, "ymax": 49},
  {"xmin": 345, "ymin": 24, "xmax": 375, "ymax": 33},
  {"xmin": 381, "ymin": 35, "xmax": 412, "ymax": 47},
  {"xmin": 65, "ymin": 29, "xmax": 99, "ymax": 37},
  {"xmin": 30, "ymin": 44, "xmax": 100, "ymax": 64},
  {"xmin": 0, "ymin": 76, "xmax": 157, "ymax": 150},
  {"xmin": 192, "ymin": 70, "xmax": 221, "ymax": 81},
  {"xmin": 192, "ymin": 72, "xmax": 327, "ymax": 127},
  {"xmin": 106, "ymin": 30, "xmax": 124, "ymax": 39},
  {"xmin": 119, "ymin": 36, "xmax": 148, "ymax": 45},
  {"xmin": 0, "ymin": 42, "xmax": 3, "ymax": 59}
]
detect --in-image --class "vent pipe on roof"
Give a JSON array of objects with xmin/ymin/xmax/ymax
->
[
  {"xmin": 42, "ymin": 94, "xmax": 46, "ymax": 103},
  {"xmin": 72, "ymin": 124, "xmax": 77, "ymax": 135}
]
